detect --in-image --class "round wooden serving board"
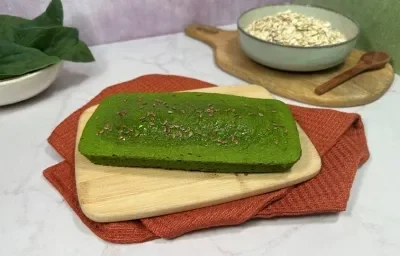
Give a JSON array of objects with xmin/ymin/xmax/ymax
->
[
  {"xmin": 185, "ymin": 24, "xmax": 395, "ymax": 107},
  {"xmin": 75, "ymin": 85, "xmax": 321, "ymax": 223}
]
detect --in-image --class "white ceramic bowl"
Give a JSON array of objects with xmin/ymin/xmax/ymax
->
[
  {"xmin": 237, "ymin": 4, "xmax": 360, "ymax": 72},
  {"xmin": 0, "ymin": 62, "xmax": 63, "ymax": 106}
]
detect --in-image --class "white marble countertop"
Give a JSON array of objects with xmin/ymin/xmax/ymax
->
[{"xmin": 1, "ymin": 25, "xmax": 399, "ymax": 255}]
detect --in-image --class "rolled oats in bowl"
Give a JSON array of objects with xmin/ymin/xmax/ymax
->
[
  {"xmin": 237, "ymin": 4, "xmax": 359, "ymax": 71},
  {"xmin": 245, "ymin": 10, "xmax": 347, "ymax": 47}
]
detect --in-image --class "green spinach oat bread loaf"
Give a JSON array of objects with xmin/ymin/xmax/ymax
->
[{"xmin": 78, "ymin": 92, "xmax": 302, "ymax": 173}]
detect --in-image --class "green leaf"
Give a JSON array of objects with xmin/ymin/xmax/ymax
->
[
  {"xmin": 0, "ymin": 15, "xmax": 30, "ymax": 41},
  {"xmin": 11, "ymin": 25, "xmax": 94, "ymax": 62},
  {"xmin": 0, "ymin": 0, "xmax": 94, "ymax": 80},
  {"xmin": 48, "ymin": 38, "xmax": 95, "ymax": 62},
  {"xmin": 0, "ymin": 40, "xmax": 60, "ymax": 80},
  {"xmin": 0, "ymin": 0, "xmax": 63, "ymax": 40},
  {"xmin": 13, "ymin": 25, "xmax": 78, "ymax": 49},
  {"xmin": 33, "ymin": 0, "xmax": 63, "ymax": 26}
]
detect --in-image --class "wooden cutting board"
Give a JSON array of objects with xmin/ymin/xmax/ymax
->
[
  {"xmin": 75, "ymin": 85, "xmax": 322, "ymax": 223},
  {"xmin": 185, "ymin": 24, "xmax": 394, "ymax": 108}
]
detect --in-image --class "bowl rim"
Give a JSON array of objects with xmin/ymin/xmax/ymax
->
[
  {"xmin": 0, "ymin": 62, "xmax": 62, "ymax": 85},
  {"xmin": 237, "ymin": 3, "xmax": 360, "ymax": 49}
]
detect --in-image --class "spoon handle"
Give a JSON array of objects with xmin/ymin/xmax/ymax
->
[{"xmin": 314, "ymin": 64, "xmax": 368, "ymax": 95}]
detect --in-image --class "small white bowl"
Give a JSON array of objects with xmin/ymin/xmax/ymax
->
[{"xmin": 0, "ymin": 62, "xmax": 63, "ymax": 106}]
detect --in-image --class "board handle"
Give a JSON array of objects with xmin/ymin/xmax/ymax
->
[{"xmin": 185, "ymin": 24, "xmax": 228, "ymax": 48}]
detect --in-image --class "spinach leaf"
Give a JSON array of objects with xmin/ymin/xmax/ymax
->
[
  {"xmin": 12, "ymin": 25, "xmax": 94, "ymax": 62},
  {"xmin": 51, "ymin": 39, "xmax": 95, "ymax": 62},
  {"xmin": 33, "ymin": 0, "xmax": 63, "ymax": 26},
  {"xmin": 0, "ymin": 40, "xmax": 60, "ymax": 80},
  {"xmin": 0, "ymin": 0, "xmax": 62, "ymax": 39},
  {"xmin": 0, "ymin": 0, "xmax": 94, "ymax": 80},
  {"xmin": 0, "ymin": 15, "xmax": 30, "ymax": 41}
]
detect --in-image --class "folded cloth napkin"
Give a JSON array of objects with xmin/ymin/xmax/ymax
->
[{"xmin": 43, "ymin": 74, "xmax": 370, "ymax": 243}]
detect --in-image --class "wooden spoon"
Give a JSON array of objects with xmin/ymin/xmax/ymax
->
[{"xmin": 314, "ymin": 51, "xmax": 391, "ymax": 96}]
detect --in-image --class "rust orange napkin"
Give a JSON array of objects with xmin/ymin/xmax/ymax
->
[{"xmin": 43, "ymin": 74, "xmax": 369, "ymax": 243}]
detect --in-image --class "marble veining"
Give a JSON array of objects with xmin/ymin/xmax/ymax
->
[{"xmin": 0, "ymin": 24, "xmax": 399, "ymax": 255}]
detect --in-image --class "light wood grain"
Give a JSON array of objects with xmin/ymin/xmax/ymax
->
[
  {"xmin": 75, "ymin": 85, "xmax": 322, "ymax": 223},
  {"xmin": 185, "ymin": 24, "xmax": 394, "ymax": 107}
]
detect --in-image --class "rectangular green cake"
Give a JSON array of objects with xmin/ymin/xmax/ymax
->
[{"xmin": 78, "ymin": 92, "xmax": 302, "ymax": 173}]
